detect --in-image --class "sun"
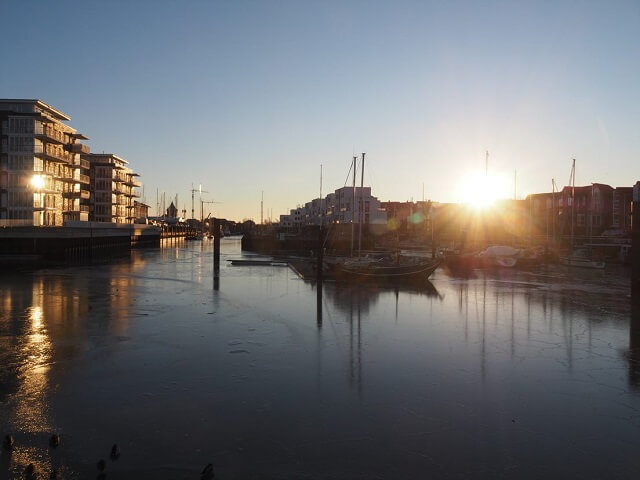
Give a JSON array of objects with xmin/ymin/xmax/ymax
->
[{"xmin": 456, "ymin": 171, "xmax": 509, "ymax": 210}]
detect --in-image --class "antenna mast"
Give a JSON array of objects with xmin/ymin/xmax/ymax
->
[{"xmin": 485, "ymin": 150, "xmax": 489, "ymax": 177}]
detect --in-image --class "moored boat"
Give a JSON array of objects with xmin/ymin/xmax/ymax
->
[
  {"xmin": 332, "ymin": 256, "xmax": 440, "ymax": 281},
  {"xmin": 559, "ymin": 254, "xmax": 605, "ymax": 269},
  {"xmin": 478, "ymin": 245, "xmax": 520, "ymax": 268}
]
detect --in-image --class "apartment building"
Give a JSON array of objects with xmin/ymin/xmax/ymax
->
[
  {"xmin": 0, "ymin": 99, "xmax": 90, "ymax": 225},
  {"xmin": 279, "ymin": 186, "xmax": 387, "ymax": 228},
  {"xmin": 525, "ymin": 183, "xmax": 635, "ymax": 238},
  {"xmin": 83, "ymin": 153, "xmax": 141, "ymax": 224}
]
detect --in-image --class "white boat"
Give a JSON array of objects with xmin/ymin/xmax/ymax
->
[{"xmin": 478, "ymin": 245, "xmax": 520, "ymax": 268}]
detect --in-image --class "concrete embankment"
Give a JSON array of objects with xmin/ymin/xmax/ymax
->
[{"xmin": 0, "ymin": 222, "xmax": 162, "ymax": 264}]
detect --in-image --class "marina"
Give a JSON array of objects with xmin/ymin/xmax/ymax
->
[
  {"xmin": 2, "ymin": 2, "xmax": 640, "ymax": 479},
  {"xmin": 1, "ymin": 238, "xmax": 640, "ymax": 479}
]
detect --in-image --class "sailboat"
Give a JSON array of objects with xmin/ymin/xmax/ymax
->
[
  {"xmin": 327, "ymin": 153, "xmax": 440, "ymax": 282},
  {"xmin": 559, "ymin": 159, "xmax": 605, "ymax": 269}
]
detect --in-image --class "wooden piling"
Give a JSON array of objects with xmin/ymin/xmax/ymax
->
[{"xmin": 633, "ymin": 183, "xmax": 640, "ymax": 300}]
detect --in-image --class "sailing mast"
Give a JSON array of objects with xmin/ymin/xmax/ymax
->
[
  {"xmin": 358, "ymin": 152, "xmax": 365, "ymax": 257},
  {"xmin": 351, "ymin": 156, "xmax": 357, "ymax": 257},
  {"xmin": 552, "ymin": 178, "xmax": 557, "ymax": 244},
  {"xmin": 570, "ymin": 159, "xmax": 576, "ymax": 253}
]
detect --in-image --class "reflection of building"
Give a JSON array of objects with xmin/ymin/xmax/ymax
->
[
  {"xmin": 0, "ymin": 99, "xmax": 91, "ymax": 225},
  {"xmin": 84, "ymin": 153, "xmax": 141, "ymax": 223}
]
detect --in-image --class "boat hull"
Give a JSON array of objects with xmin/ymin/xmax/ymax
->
[
  {"xmin": 333, "ymin": 260, "xmax": 440, "ymax": 282},
  {"xmin": 560, "ymin": 257, "xmax": 605, "ymax": 269}
]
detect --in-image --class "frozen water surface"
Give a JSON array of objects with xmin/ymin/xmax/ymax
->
[{"xmin": 1, "ymin": 238, "xmax": 640, "ymax": 479}]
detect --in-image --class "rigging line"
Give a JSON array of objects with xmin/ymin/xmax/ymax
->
[{"xmin": 343, "ymin": 160, "xmax": 354, "ymax": 187}]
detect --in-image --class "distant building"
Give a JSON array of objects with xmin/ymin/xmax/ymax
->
[
  {"xmin": 84, "ymin": 153, "xmax": 141, "ymax": 223},
  {"xmin": 280, "ymin": 186, "xmax": 387, "ymax": 229},
  {"xmin": 134, "ymin": 200, "xmax": 150, "ymax": 221},
  {"xmin": 525, "ymin": 183, "xmax": 633, "ymax": 239},
  {"xmin": 0, "ymin": 99, "xmax": 91, "ymax": 225},
  {"xmin": 379, "ymin": 200, "xmax": 432, "ymax": 234},
  {"xmin": 166, "ymin": 201, "xmax": 178, "ymax": 218}
]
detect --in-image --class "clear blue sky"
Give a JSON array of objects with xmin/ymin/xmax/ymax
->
[{"xmin": 2, "ymin": 0, "xmax": 639, "ymax": 221}]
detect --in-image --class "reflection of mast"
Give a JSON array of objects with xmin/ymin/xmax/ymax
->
[
  {"xmin": 346, "ymin": 288, "xmax": 363, "ymax": 395},
  {"xmin": 481, "ymin": 277, "xmax": 487, "ymax": 381},
  {"xmin": 394, "ymin": 288, "xmax": 399, "ymax": 322},
  {"xmin": 511, "ymin": 283, "xmax": 515, "ymax": 360},
  {"xmin": 628, "ymin": 302, "xmax": 640, "ymax": 388},
  {"xmin": 357, "ymin": 290, "xmax": 363, "ymax": 395}
]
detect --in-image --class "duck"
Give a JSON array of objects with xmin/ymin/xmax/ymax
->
[
  {"xmin": 201, "ymin": 463, "xmax": 215, "ymax": 480},
  {"xmin": 110, "ymin": 443, "xmax": 120, "ymax": 461}
]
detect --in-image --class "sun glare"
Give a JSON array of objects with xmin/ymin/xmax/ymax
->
[{"xmin": 457, "ymin": 171, "xmax": 509, "ymax": 210}]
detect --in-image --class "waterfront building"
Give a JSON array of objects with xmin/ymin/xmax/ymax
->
[
  {"xmin": 134, "ymin": 200, "xmax": 150, "ymax": 222},
  {"xmin": 280, "ymin": 186, "xmax": 387, "ymax": 229},
  {"xmin": 83, "ymin": 153, "xmax": 141, "ymax": 224},
  {"xmin": 0, "ymin": 99, "xmax": 90, "ymax": 225}
]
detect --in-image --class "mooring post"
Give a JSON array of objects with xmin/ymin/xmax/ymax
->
[
  {"xmin": 316, "ymin": 226, "xmax": 323, "ymax": 328},
  {"xmin": 317, "ymin": 226, "xmax": 324, "ymax": 283},
  {"xmin": 213, "ymin": 218, "xmax": 221, "ymax": 290},
  {"xmin": 632, "ymin": 182, "xmax": 640, "ymax": 300}
]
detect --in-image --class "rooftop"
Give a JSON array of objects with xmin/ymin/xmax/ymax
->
[{"xmin": 0, "ymin": 99, "xmax": 71, "ymax": 122}]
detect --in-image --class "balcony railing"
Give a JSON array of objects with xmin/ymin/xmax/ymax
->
[
  {"xmin": 65, "ymin": 143, "xmax": 90, "ymax": 154},
  {"xmin": 34, "ymin": 125, "xmax": 67, "ymax": 144},
  {"xmin": 79, "ymin": 174, "xmax": 90, "ymax": 184},
  {"xmin": 80, "ymin": 205, "xmax": 90, "ymax": 212},
  {"xmin": 62, "ymin": 190, "xmax": 90, "ymax": 200},
  {"xmin": 34, "ymin": 144, "xmax": 74, "ymax": 164}
]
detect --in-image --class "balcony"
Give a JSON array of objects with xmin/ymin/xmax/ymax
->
[
  {"xmin": 80, "ymin": 205, "xmax": 90, "ymax": 213},
  {"xmin": 34, "ymin": 144, "xmax": 74, "ymax": 164},
  {"xmin": 34, "ymin": 125, "xmax": 67, "ymax": 145},
  {"xmin": 62, "ymin": 189, "xmax": 90, "ymax": 200},
  {"xmin": 124, "ymin": 178, "xmax": 142, "ymax": 187},
  {"xmin": 65, "ymin": 143, "xmax": 90, "ymax": 154},
  {"xmin": 79, "ymin": 173, "xmax": 90, "ymax": 184}
]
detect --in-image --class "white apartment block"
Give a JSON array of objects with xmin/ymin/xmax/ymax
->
[
  {"xmin": 84, "ymin": 153, "xmax": 141, "ymax": 224},
  {"xmin": 0, "ymin": 99, "xmax": 91, "ymax": 225},
  {"xmin": 279, "ymin": 186, "xmax": 387, "ymax": 227}
]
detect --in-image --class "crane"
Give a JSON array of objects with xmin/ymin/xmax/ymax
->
[
  {"xmin": 190, "ymin": 184, "xmax": 208, "ymax": 220},
  {"xmin": 201, "ymin": 199, "xmax": 222, "ymax": 233}
]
